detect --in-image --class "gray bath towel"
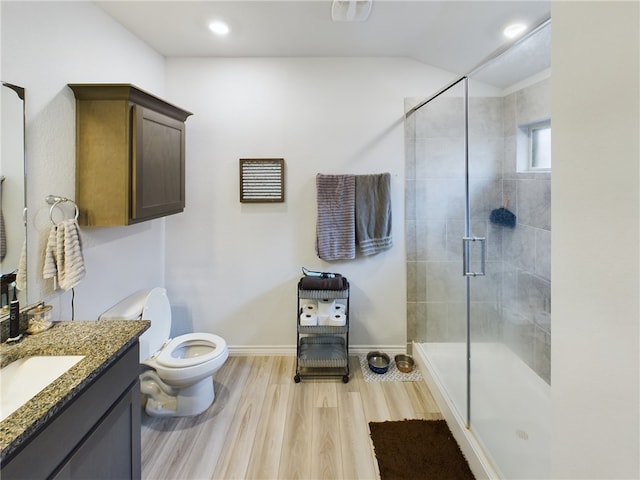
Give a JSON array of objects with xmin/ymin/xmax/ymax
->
[
  {"xmin": 316, "ymin": 174, "xmax": 356, "ymax": 260},
  {"xmin": 355, "ymin": 173, "xmax": 392, "ymax": 255}
]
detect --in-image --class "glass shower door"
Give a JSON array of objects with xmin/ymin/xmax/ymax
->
[
  {"xmin": 412, "ymin": 78, "xmax": 469, "ymax": 427},
  {"xmin": 466, "ymin": 23, "xmax": 552, "ymax": 478},
  {"xmin": 409, "ymin": 20, "xmax": 552, "ymax": 480}
]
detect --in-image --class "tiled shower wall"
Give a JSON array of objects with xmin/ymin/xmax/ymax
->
[{"xmin": 406, "ymin": 77, "xmax": 551, "ymax": 383}]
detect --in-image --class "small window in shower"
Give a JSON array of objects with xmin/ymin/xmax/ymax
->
[
  {"xmin": 529, "ymin": 120, "xmax": 551, "ymax": 169},
  {"xmin": 517, "ymin": 119, "xmax": 551, "ymax": 172}
]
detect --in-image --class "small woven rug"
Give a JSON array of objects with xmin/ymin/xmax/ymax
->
[{"xmin": 359, "ymin": 355, "xmax": 423, "ymax": 382}]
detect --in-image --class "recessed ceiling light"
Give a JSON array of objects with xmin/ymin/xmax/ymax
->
[
  {"xmin": 208, "ymin": 20, "xmax": 230, "ymax": 36},
  {"xmin": 503, "ymin": 23, "xmax": 527, "ymax": 39}
]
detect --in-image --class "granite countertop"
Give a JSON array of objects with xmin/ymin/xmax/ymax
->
[{"xmin": 0, "ymin": 320, "xmax": 149, "ymax": 462}]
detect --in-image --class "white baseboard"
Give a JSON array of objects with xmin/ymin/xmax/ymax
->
[
  {"xmin": 227, "ymin": 345, "xmax": 295, "ymax": 356},
  {"xmin": 227, "ymin": 344, "xmax": 407, "ymax": 356}
]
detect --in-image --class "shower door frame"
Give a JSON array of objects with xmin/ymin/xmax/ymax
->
[{"xmin": 408, "ymin": 75, "xmax": 483, "ymax": 430}]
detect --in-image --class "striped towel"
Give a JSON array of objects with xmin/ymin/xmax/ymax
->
[
  {"xmin": 316, "ymin": 174, "xmax": 356, "ymax": 260},
  {"xmin": 43, "ymin": 219, "xmax": 86, "ymax": 291},
  {"xmin": 0, "ymin": 211, "xmax": 5, "ymax": 261}
]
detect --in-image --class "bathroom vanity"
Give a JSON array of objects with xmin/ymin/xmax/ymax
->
[{"xmin": 0, "ymin": 320, "xmax": 149, "ymax": 479}]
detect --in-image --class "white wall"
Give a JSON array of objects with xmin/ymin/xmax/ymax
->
[
  {"xmin": 2, "ymin": 2, "xmax": 458, "ymax": 348},
  {"xmin": 1, "ymin": 1, "xmax": 167, "ymax": 319},
  {"xmin": 164, "ymin": 57, "xmax": 455, "ymax": 350},
  {"xmin": 551, "ymin": 1, "xmax": 639, "ymax": 478}
]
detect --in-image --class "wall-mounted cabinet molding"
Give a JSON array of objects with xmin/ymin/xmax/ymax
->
[{"xmin": 69, "ymin": 84, "xmax": 193, "ymax": 226}]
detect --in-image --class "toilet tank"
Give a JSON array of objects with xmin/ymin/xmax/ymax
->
[{"xmin": 99, "ymin": 288, "xmax": 171, "ymax": 361}]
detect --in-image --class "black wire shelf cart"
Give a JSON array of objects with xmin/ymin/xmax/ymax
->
[{"xmin": 294, "ymin": 278, "xmax": 350, "ymax": 383}]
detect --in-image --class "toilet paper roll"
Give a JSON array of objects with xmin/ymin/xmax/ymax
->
[
  {"xmin": 300, "ymin": 302, "xmax": 318, "ymax": 314},
  {"xmin": 326, "ymin": 312, "xmax": 346, "ymax": 326},
  {"xmin": 299, "ymin": 312, "xmax": 318, "ymax": 326},
  {"xmin": 334, "ymin": 303, "xmax": 346, "ymax": 313},
  {"xmin": 317, "ymin": 299, "xmax": 336, "ymax": 317}
]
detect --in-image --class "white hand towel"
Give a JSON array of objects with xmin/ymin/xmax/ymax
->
[
  {"xmin": 16, "ymin": 241, "xmax": 27, "ymax": 291},
  {"xmin": 42, "ymin": 219, "xmax": 86, "ymax": 291},
  {"xmin": 43, "ymin": 226, "xmax": 58, "ymax": 287}
]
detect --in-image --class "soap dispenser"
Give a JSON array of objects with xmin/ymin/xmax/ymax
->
[{"xmin": 7, "ymin": 291, "xmax": 22, "ymax": 343}]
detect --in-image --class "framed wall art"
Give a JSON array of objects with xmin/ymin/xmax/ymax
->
[{"xmin": 239, "ymin": 158, "xmax": 285, "ymax": 203}]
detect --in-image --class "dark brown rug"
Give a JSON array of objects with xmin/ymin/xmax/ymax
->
[{"xmin": 369, "ymin": 419, "xmax": 475, "ymax": 480}]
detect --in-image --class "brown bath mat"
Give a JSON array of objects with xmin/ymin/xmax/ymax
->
[{"xmin": 369, "ymin": 419, "xmax": 475, "ymax": 480}]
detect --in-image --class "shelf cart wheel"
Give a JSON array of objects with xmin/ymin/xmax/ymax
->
[
  {"xmin": 294, "ymin": 374, "xmax": 301, "ymax": 383},
  {"xmin": 342, "ymin": 375, "xmax": 349, "ymax": 383}
]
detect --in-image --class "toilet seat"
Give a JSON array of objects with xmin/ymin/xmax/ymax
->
[{"xmin": 154, "ymin": 333, "xmax": 227, "ymax": 368}]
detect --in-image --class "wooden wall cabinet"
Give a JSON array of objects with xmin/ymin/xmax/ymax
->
[{"xmin": 69, "ymin": 84, "xmax": 193, "ymax": 226}]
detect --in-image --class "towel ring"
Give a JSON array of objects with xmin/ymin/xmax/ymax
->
[{"xmin": 46, "ymin": 195, "xmax": 79, "ymax": 225}]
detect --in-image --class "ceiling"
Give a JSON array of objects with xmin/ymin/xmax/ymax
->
[{"xmin": 96, "ymin": 0, "xmax": 551, "ymax": 87}]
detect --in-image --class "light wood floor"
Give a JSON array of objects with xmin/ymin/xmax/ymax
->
[{"xmin": 141, "ymin": 355, "xmax": 443, "ymax": 480}]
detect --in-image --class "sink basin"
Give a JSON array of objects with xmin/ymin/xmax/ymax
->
[{"xmin": 1, "ymin": 355, "xmax": 85, "ymax": 421}]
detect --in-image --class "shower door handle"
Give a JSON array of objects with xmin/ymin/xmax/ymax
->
[{"xmin": 462, "ymin": 237, "xmax": 486, "ymax": 277}]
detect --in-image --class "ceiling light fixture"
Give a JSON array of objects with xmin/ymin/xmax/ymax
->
[
  {"xmin": 503, "ymin": 23, "xmax": 527, "ymax": 39},
  {"xmin": 208, "ymin": 20, "xmax": 230, "ymax": 36}
]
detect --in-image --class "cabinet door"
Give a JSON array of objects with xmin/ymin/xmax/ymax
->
[
  {"xmin": 131, "ymin": 105, "xmax": 185, "ymax": 222},
  {"xmin": 53, "ymin": 383, "xmax": 141, "ymax": 480}
]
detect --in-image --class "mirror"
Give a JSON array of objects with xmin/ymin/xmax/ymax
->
[{"xmin": 1, "ymin": 82, "xmax": 27, "ymax": 312}]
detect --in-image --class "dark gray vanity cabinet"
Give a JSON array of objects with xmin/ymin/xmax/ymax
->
[
  {"xmin": 1, "ymin": 344, "xmax": 142, "ymax": 479},
  {"xmin": 69, "ymin": 84, "xmax": 193, "ymax": 226},
  {"xmin": 52, "ymin": 383, "xmax": 140, "ymax": 480}
]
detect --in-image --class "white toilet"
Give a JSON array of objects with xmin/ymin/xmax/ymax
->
[{"xmin": 99, "ymin": 287, "xmax": 228, "ymax": 417}]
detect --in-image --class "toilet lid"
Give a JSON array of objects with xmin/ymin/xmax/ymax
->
[
  {"xmin": 99, "ymin": 287, "xmax": 172, "ymax": 363},
  {"xmin": 155, "ymin": 333, "xmax": 227, "ymax": 368},
  {"xmin": 140, "ymin": 288, "xmax": 172, "ymax": 361}
]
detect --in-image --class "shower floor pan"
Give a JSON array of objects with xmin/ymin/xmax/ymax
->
[{"xmin": 417, "ymin": 342, "xmax": 551, "ymax": 480}]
